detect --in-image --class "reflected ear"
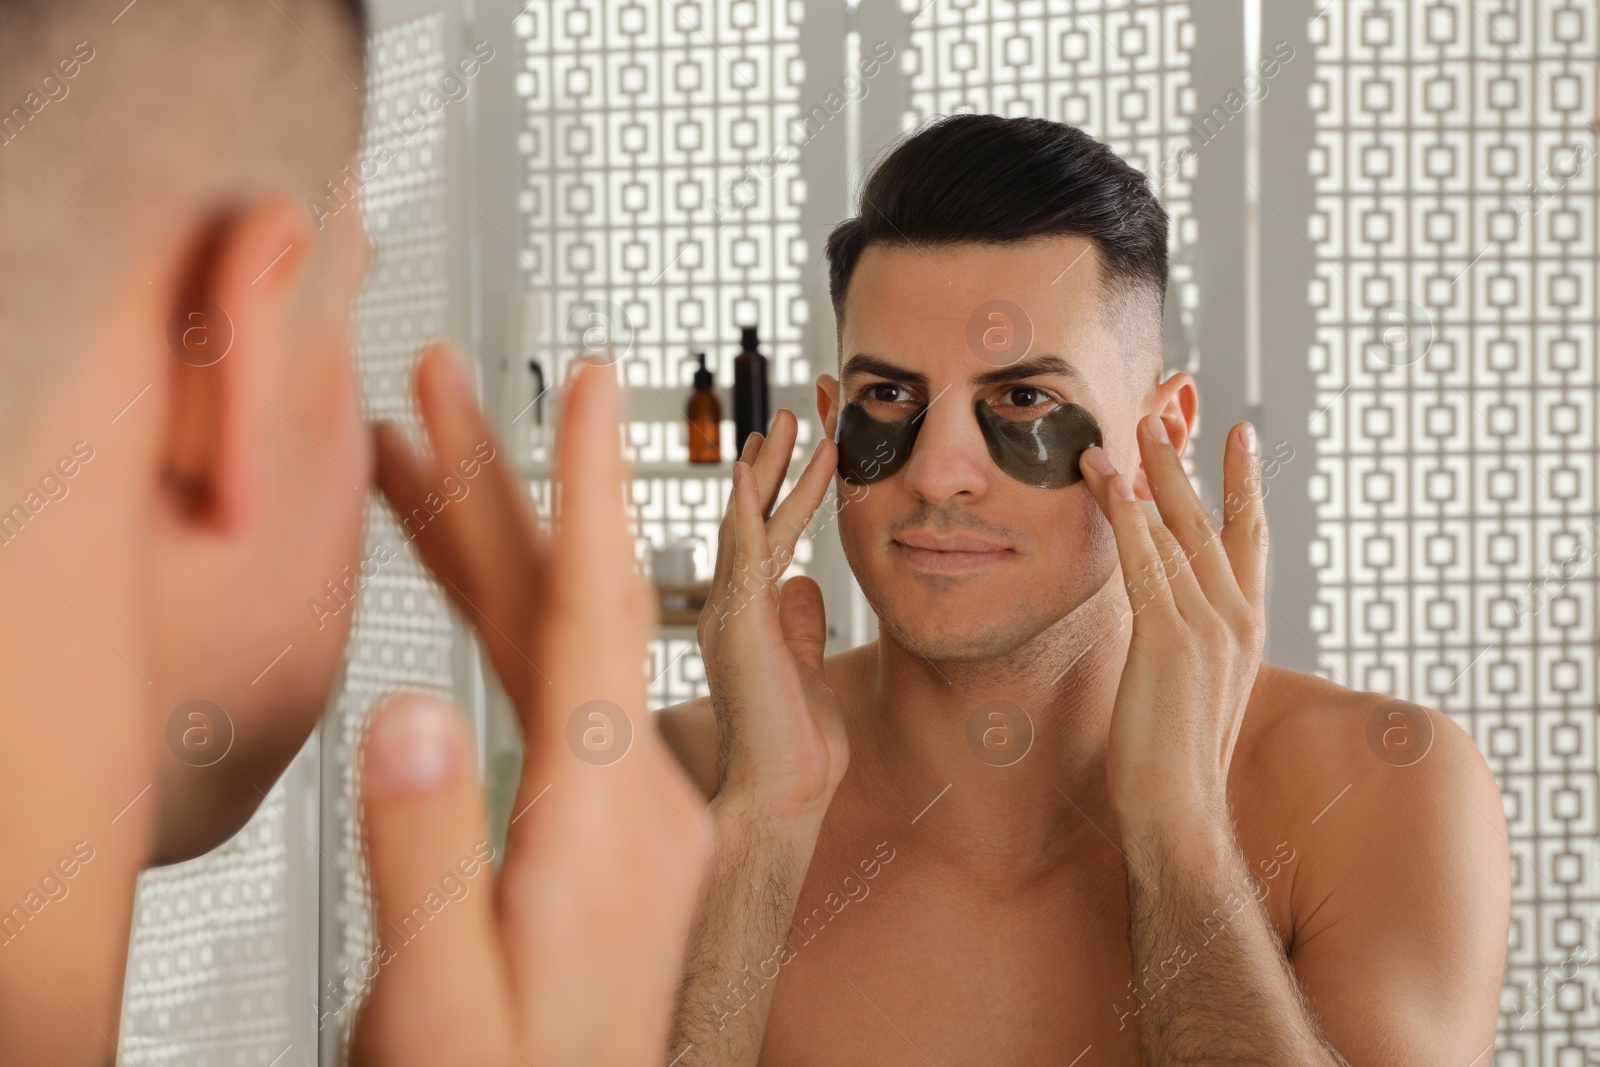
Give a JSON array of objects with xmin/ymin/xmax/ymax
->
[
  {"xmin": 1162, "ymin": 370, "xmax": 1200, "ymax": 461},
  {"xmin": 1129, "ymin": 370, "xmax": 1199, "ymax": 502},
  {"xmin": 816, "ymin": 373, "xmax": 841, "ymax": 439},
  {"xmin": 161, "ymin": 197, "xmax": 311, "ymax": 537}
]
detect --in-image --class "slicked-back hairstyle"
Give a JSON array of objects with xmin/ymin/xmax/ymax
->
[{"xmin": 824, "ymin": 113, "xmax": 1169, "ymax": 388}]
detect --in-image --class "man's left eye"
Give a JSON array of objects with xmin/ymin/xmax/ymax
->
[{"xmin": 995, "ymin": 386, "xmax": 1058, "ymax": 415}]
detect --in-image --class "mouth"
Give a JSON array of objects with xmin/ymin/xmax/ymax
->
[{"xmin": 890, "ymin": 532, "xmax": 1015, "ymax": 573}]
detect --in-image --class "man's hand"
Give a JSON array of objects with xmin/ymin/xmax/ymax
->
[
  {"xmin": 699, "ymin": 409, "xmax": 845, "ymax": 821},
  {"xmin": 667, "ymin": 410, "xmax": 844, "ymax": 1067},
  {"xmin": 1078, "ymin": 414, "xmax": 1267, "ymax": 836},
  {"xmin": 349, "ymin": 345, "xmax": 714, "ymax": 1066},
  {"xmin": 1077, "ymin": 415, "xmax": 1363, "ymax": 1064}
]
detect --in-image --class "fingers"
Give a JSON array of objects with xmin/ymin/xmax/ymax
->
[
  {"xmin": 704, "ymin": 415, "xmax": 820, "ymax": 628},
  {"xmin": 749, "ymin": 409, "xmax": 799, "ymax": 519},
  {"xmin": 411, "ymin": 343, "xmax": 546, "ymax": 584},
  {"xmin": 728, "ymin": 461, "xmax": 775, "ymax": 596},
  {"xmin": 352, "ymin": 694, "xmax": 504, "ymax": 1066},
  {"xmin": 1218, "ymin": 421, "xmax": 1269, "ymax": 615},
  {"xmin": 1135, "ymin": 413, "xmax": 1248, "ymax": 618},
  {"xmin": 707, "ymin": 432, "xmax": 765, "ymax": 598},
  {"xmin": 777, "ymin": 576, "xmax": 828, "ymax": 676},
  {"xmin": 765, "ymin": 436, "xmax": 839, "ymax": 576},
  {"xmin": 547, "ymin": 361, "xmax": 639, "ymax": 619},
  {"xmin": 374, "ymin": 419, "xmax": 463, "ymax": 575},
  {"xmin": 1079, "ymin": 445, "xmax": 1184, "ymax": 627},
  {"xmin": 526, "ymin": 360, "xmax": 653, "ymax": 781},
  {"xmin": 375, "ymin": 343, "xmax": 549, "ymax": 698}
]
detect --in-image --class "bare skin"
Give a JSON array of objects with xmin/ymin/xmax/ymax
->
[
  {"xmin": 661, "ymin": 237, "xmax": 1510, "ymax": 1066},
  {"xmin": 0, "ymin": 4, "xmax": 711, "ymax": 1057}
]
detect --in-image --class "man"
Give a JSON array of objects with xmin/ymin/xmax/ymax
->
[
  {"xmin": 0, "ymin": 2, "xmax": 708, "ymax": 1064},
  {"xmin": 661, "ymin": 114, "xmax": 1511, "ymax": 1064}
]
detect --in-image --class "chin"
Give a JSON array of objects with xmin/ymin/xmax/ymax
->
[
  {"xmin": 859, "ymin": 576, "xmax": 1032, "ymax": 663},
  {"xmin": 856, "ymin": 570, "xmax": 1086, "ymax": 671},
  {"xmin": 152, "ymin": 687, "xmax": 332, "ymax": 866},
  {"xmin": 151, "ymin": 620, "xmax": 350, "ymax": 866}
]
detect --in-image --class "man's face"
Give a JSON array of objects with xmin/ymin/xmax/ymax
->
[
  {"xmin": 263, "ymin": 189, "xmax": 374, "ymax": 711},
  {"xmin": 149, "ymin": 177, "xmax": 374, "ymax": 861},
  {"xmin": 821, "ymin": 236, "xmax": 1151, "ymax": 662}
]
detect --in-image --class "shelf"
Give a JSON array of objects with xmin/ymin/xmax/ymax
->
[
  {"xmin": 515, "ymin": 459, "xmax": 738, "ymax": 479},
  {"xmin": 656, "ymin": 584, "xmax": 710, "ymax": 627}
]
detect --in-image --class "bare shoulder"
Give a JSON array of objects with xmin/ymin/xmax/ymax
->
[
  {"xmin": 1227, "ymin": 676, "xmax": 1510, "ymax": 1057},
  {"xmin": 1234, "ymin": 663, "xmax": 1503, "ymax": 834},
  {"xmin": 654, "ymin": 642, "xmax": 878, "ymax": 802},
  {"xmin": 655, "ymin": 694, "xmax": 721, "ymax": 800},
  {"xmin": 1231, "ymin": 663, "xmax": 1509, "ymax": 944}
]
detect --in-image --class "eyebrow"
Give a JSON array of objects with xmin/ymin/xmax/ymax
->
[{"xmin": 840, "ymin": 353, "xmax": 1090, "ymax": 389}]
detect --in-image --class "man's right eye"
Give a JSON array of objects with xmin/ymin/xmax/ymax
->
[{"xmin": 858, "ymin": 382, "xmax": 920, "ymax": 418}]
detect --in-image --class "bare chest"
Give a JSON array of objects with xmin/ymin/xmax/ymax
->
[
  {"xmin": 753, "ymin": 824, "xmax": 1298, "ymax": 1066},
  {"xmin": 751, "ymin": 838, "xmax": 1140, "ymax": 1067}
]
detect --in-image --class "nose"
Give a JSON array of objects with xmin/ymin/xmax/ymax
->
[{"xmin": 898, "ymin": 393, "xmax": 994, "ymax": 505}]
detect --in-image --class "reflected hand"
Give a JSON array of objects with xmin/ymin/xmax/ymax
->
[
  {"xmin": 1077, "ymin": 416, "xmax": 1268, "ymax": 834},
  {"xmin": 700, "ymin": 410, "xmax": 846, "ymax": 822}
]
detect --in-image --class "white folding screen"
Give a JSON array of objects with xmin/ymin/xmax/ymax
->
[
  {"xmin": 313, "ymin": 10, "xmax": 469, "ymax": 1067},
  {"xmin": 113, "ymin": 1, "xmax": 1599, "ymax": 1063},
  {"xmin": 507, "ymin": 0, "xmax": 821, "ymax": 714},
  {"xmin": 1300, "ymin": 3, "xmax": 1599, "ymax": 1061},
  {"xmin": 117, "ymin": 766, "xmax": 315, "ymax": 1066}
]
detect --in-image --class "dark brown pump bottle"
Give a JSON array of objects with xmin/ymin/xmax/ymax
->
[
  {"xmin": 732, "ymin": 325, "xmax": 769, "ymax": 457},
  {"xmin": 687, "ymin": 351, "xmax": 722, "ymax": 463}
]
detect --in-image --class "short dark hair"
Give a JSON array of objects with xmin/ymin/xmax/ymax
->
[{"xmin": 825, "ymin": 113, "xmax": 1168, "ymax": 359}]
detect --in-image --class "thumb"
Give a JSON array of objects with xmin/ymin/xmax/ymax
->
[
  {"xmin": 777, "ymin": 575, "xmax": 827, "ymax": 675},
  {"xmin": 350, "ymin": 694, "xmax": 506, "ymax": 1066}
]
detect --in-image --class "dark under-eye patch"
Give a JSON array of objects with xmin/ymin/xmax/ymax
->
[
  {"xmin": 835, "ymin": 401, "xmax": 926, "ymax": 485},
  {"xmin": 974, "ymin": 399, "xmax": 1103, "ymax": 489}
]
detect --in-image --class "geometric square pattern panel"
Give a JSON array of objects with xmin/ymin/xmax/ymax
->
[
  {"xmin": 515, "ymin": 0, "xmax": 814, "ymax": 709},
  {"xmin": 901, "ymin": 0, "xmax": 1200, "ymax": 377},
  {"xmin": 1307, "ymin": 4, "xmax": 1600, "ymax": 1061},
  {"xmin": 117, "ymin": 779, "xmax": 299, "ymax": 1066},
  {"xmin": 318, "ymin": 13, "xmax": 457, "ymax": 1063},
  {"xmin": 514, "ymin": 0, "xmax": 809, "ymax": 398}
]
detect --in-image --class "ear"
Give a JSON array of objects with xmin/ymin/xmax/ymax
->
[
  {"xmin": 1159, "ymin": 370, "xmax": 1199, "ymax": 460},
  {"xmin": 162, "ymin": 197, "xmax": 312, "ymax": 536},
  {"xmin": 816, "ymin": 373, "xmax": 841, "ymax": 440},
  {"xmin": 1131, "ymin": 370, "xmax": 1199, "ymax": 502}
]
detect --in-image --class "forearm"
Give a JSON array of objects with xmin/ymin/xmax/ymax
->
[
  {"xmin": 668, "ymin": 792, "xmax": 821, "ymax": 1067},
  {"xmin": 1120, "ymin": 816, "xmax": 1346, "ymax": 1067}
]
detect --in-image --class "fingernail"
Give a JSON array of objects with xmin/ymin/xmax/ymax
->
[
  {"xmin": 1243, "ymin": 422, "xmax": 1258, "ymax": 456},
  {"xmin": 370, "ymin": 697, "xmax": 460, "ymax": 793},
  {"xmin": 1082, "ymin": 447, "xmax": 1115, "ymax": 477},
  {"xmin": 1146, "ymin": 415, "xmax": 1169, "ymax": 445}
]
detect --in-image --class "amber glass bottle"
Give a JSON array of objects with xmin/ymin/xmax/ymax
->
[{"xmin": 687, "ymin": 351, "xmax": 722, "ymax": 463}]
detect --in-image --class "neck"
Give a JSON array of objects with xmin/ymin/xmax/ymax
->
[
  {"xmin": 851, "ymin": 571, "xmax": 1131, "ymax": 883},
  {"xmin": 0, "ymin": 428, "xmax": 157, "ymax": 1056}
]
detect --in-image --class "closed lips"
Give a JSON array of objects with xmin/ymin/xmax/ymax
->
[{"xmin": 893, "ymin": 533, "xmax": 1010, "ymax": 553}]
